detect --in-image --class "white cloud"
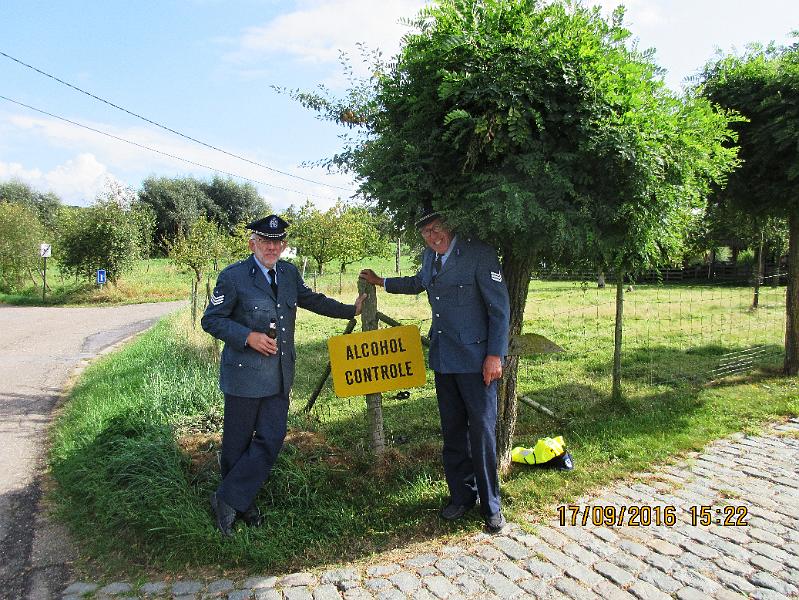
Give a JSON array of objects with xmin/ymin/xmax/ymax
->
[
  {"xmin": 0, "ymin": 161, "xmax": 43, "ymax": 181},
  {"xmin": 229, "ymin": 0, "xmax": 427, "ymax": 74},
  {"xmin": 0, "ymin": 153, "xmax": 116, "ymax": 206}
]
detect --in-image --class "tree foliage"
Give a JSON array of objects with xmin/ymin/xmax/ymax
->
[
  {"xmin": 58, "ymin": 200, "xmax": 143, "ymax": 284},
  {"xmin": 287, "ymin": 0, "xmax": 740, "ymax": 463},
  {"xmin": 283, "ymin": 201, "xmax": 390, "ymax": 274},
  {"xmin": 699, "ymin": 39, "xmax": 799, "ymax": 374},
  {"xmin": 0, "ymin": 179, "xmax": 62, "ymax": 233},
  {"xmin": 167, "ymin": 215, "xmax": 231, "ymax": 325},
  {"xmin": 0, "ymin": 201, "xmax": 45, "ymax": 291},
  {"xmin": 138, "ymin": 175, "xmax": 270, "ymax": 250}
]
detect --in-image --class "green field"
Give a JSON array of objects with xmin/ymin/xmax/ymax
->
[{"xmin": 47, "ymin": 258, "xmax": 796, "ymax": 580}]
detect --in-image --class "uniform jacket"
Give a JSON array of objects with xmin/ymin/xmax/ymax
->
[
  {"xmin": 384, "ymin": 238, "xmax": 510, "ymax": 374},
  {"xmin": 201, "ymin": 255, "xmax": 355, "ymax": 397}
]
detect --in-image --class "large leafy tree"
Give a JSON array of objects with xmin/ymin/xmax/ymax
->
[
  {"xmin": 700, "ymin": 41, "xmax": 799, "ymax": 374},
  {"xmin": 289, "ymin": 0, "xmax": 737, "ymax": 467}
]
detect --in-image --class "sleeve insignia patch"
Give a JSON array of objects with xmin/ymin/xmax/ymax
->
[
  {"xmin": 210, "ymin": 291, "xmax": 225, "ymax": 306},
  {"xmin": 490, "ymin": 271, "xmax": 503, "ymax": 282}
]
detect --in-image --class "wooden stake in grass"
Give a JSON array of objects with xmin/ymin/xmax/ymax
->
[{"xmin": 359, "ymin": 277, "xmax": 385, "ymax": 456}]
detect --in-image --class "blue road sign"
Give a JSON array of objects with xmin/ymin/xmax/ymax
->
[{"xmin": 97, "ymin": 269, "xmax": 106, "ymax": 285}]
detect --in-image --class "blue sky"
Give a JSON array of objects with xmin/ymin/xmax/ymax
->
[{"xmin": 1, "ymin": 0, "xmax": 797, "ymax": 210}]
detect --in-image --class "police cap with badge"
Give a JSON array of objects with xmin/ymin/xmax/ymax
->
[
  {"xmin": 248, "ymin": 214, "xmax": 289, "ymax": 240},
  {"xmin": 415, "ymin": 201, "xmax": 440, "ymax": 229}
]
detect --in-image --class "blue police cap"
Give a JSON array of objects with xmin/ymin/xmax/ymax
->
[
  {"xmin": 247, "ymin": 215, "xmax": 289, "ymax": 239},
  {"xmin": 414, "ymin": 201, "xmax": 440, "ymax": 229}
]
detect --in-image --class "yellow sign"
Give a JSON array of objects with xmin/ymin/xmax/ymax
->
[{"xmin": 328, "ymin": 325, "xmax": 426, "ymax": 398}]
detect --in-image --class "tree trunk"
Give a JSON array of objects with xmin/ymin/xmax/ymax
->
[
  {"xmin": 495, "ymin": 247, "xmax": 535, "ymax": 473},
  {"xmin": 358, "ymin": 278, "xmax": 385, "ymax": 455},
  {"xmin": 612, "ymin": 271, "xmax": 625, "ymax": 400},
  {"xmin": 707, "ymin": 249, "xmax": 716, "ymax": 279},
  {"xmin": 752, "ymin": 230, "xmax": 764, "ymax": 309},
  {"xmin": 396, "ymin": 238, "xmax": 401, "ymax": 274},
  {"xmin": 191, "ymin": 278, "xmax": 198, "ymax": 329},
  {"xmin": 784, "ymin": 212, "xmax": 799, "ymax": 375}
]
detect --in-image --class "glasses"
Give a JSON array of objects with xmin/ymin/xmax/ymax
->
[{"xmin": 420, "ymin": 224, "xmax": 444, "ymax": 238}]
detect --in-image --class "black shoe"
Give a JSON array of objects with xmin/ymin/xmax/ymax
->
[
  {"xmin": 485, "ymin": 510, "xmax": 507, "ymax": 534},
  {"xmin": 209, "ymin": 492, "xmax": 236, "ymax": 537},
  {"xmin": 440, "ymin": 499, "xmax": 476, "ymax": 521},
  {"xmin": 239, "ymin": 504, "xmax": 263, "ymax": 527}
]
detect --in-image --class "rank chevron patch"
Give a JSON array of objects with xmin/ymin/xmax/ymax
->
[
  {"xmin": 210, "ymin": 291, "xmax": 225, "ymax": 305},
  {"xmin": 490, "ymin": 271, "xmax": 503, "ymax": 282}
]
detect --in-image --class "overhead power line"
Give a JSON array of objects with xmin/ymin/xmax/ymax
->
[
  {"xmin": 0, "ymin": 49, "xmax": 356, "ymax": 194},
  {"xmin": 0, "ymin": 94, "xmax": 341, "ymax": 201}
]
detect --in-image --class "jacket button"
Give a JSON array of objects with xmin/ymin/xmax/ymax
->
[
  {"xmin": 280, "ymin": 315, "xmax": 284, "ymax": 319},
  {"xmin": 282, "ymin": 327, "xmax": 286, "ymax": 331},
  {"xmin": 277, "ymin": 303, "xmax": 281, "ymax": 307},
  {"xmin": 281, "ymin": 351, "xmax": 285, "ymax": 356},
  {"xmin": 437, "ymin": 330, "xmax": 442, "ymax": 334},
  {"xmin": 435, "ymin": 313, "xmax": 440, "ymax": 317},
  {"xmin": 238, "ymin": 363, "xmax": 242, "ymax": 367},
  {"xmin": 254, "ymin": 306, "xmax": 258, "ymax": 309},
  {"xmin": 435, "ymin": 296, "xmax": 440, "ymax": 300}
]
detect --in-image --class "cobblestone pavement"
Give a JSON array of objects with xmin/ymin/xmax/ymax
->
[{"xmin": 62, "ymin": 419, "xmax": 799, "ymax": 600}]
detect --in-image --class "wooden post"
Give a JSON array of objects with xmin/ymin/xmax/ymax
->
[
  {"xmin": 359, "ymin": 278, "xmax": 385, "ymax": 455},
  {"xmin": 612, "ymin": 271, "xmax": 625, "ymax": 400},
  {"xmin": 395, "ymin": 237, "xmax": 401, "ymax": 274}
]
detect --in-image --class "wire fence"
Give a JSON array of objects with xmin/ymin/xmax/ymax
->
[
  {"xmin": 518, "ymin": 273, "xmax": 786, "ymax": 389},
  {"xmin": 304, "ymin": 273, "xmax": 787, "ymax": 428}
]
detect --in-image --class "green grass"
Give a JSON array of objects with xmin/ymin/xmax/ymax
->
[
  {"xmin": 0, "ymin": 259, "xmax": 191, "ymax": 305},
  {"xmin": 49, "ymin": 274, "xmax": 797, "ymax": 580},
  {"xmin": 0, "ymin": 252, "xmax": 411, "ymax": 306}
]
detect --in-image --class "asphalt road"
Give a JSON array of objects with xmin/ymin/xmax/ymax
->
[{"xmin": 0, "ymin": 301, "xmax": 184, "ymax": 600}]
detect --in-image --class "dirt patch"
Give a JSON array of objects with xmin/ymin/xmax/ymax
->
[{"xmin": 177, "ymin": 433, "xmax": 221, "ymax": 474}]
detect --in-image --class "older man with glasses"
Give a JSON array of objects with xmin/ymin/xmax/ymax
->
[
  {"xmin": 360, "ymin": 204, "xmax": 510, "ymax": 533},
  {"xmin": 202, "ymin": 214, "xmax": 366, "ymax": 536}
]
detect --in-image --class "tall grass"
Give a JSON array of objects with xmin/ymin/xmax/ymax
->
[{"xmin": 50, "ymin": 274, "xmax": 797, "ymax": 578}]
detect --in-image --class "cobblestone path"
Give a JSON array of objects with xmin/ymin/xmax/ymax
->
[{"xmin": 62, "ymin": 418, "xmax": 799, "ymax": 600}]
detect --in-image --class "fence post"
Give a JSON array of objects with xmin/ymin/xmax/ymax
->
[{"xmin": 358, "ymin": 278, "xmax": 385, "ymax": 456}]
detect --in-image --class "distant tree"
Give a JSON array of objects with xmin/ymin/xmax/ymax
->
[
  {"xmin": 0, "ymin": 179, "xmax": 62, "ymax": 233},
  {"xmin": 167, "ymin": 216, "xmax": 229, "ymax": 325},
  {"xmin": 284, "ymin": 200, "xmax": 339, "ymax": 275},
  {"xmin": 138, "ymin": 176, "xmax": 271, "ymax": 251},
  {"xmin": 699, "ymin": 40, "xmax": 799, "ymax": 374},
  {"xmin": 0, "ymin": 201, "xmax": 45, "ymax": 291},
  {"xmin": 58, "ymin": 200, "xmax": 143, "ymax": 284},
  {"xmin": 200, "ymin": 176, "xmax": 270, "ymax": 234},
  {"xmin": 138, "ymin": 176, "xmax": 206, "ymax": 249},
  {"xmin": 336, "ymin": 204, "xmax": 391, "ymax": 272}
]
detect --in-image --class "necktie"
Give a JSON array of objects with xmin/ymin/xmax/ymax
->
[
  {"xmin": 268, "ymin": 268, "xmax": 278, "ymax": 297},
  {"xmin": 433, "ymin": 254, "xmax": 442, "ymax": 281}
]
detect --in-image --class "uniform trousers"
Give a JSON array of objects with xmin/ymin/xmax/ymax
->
[
  {"xmin": 217, "ymin": 392, "xmax": 289, "ymax": 513},
  {"xmin": 434, "ymin": 371, "xmax": 501, "ymax": 516}
]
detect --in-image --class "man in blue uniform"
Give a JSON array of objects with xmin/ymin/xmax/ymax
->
[
  {"xmin": 359, "ymin": 206, "xmax": 510, "ymax": 533},
  {"xmin": 202, "ymin": 214, "xmax": 365, "ymax": 536}
]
